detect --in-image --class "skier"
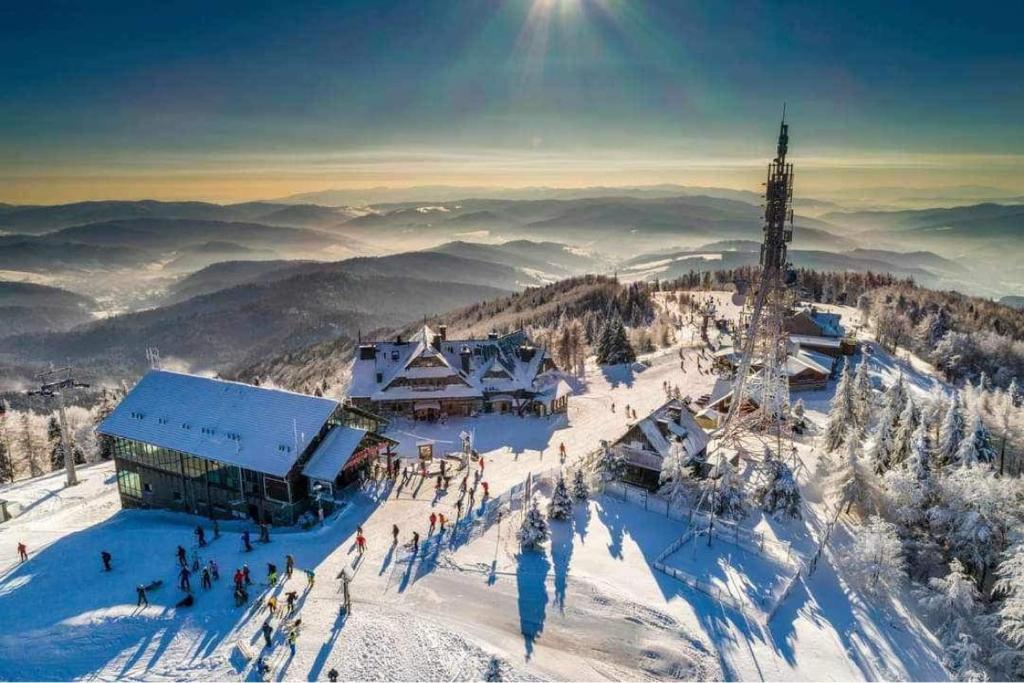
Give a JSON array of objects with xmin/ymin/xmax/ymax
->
[
  {"xmin": 481, "ymin": 481, "xmax": 489, "ymax": 499},
  {"xmin": 17, "ymin": 542, "xmax": 27, "ymax": 562},
  {"xmin": 328, "ymin": 669, "xmax": 339, "ymax": 682},
  {"xmin": 201, "ymin": 566, "xmax": 212, "ymax": 589},
  {"xmin": 559, "ymin": 442, "xmax": 566, "ymax": 461},
  {"xmin": 234, "ymin": 568, "xmax": 244, "ymax": 588},
  {"xmin": 438, "ymin": 513, "xmax": 447, "ymax": 532},
  {"xmin": 355, "ymin": 532, "xmax": 366, "ymax": 555},
  {"xmin": 436, "ymin": 474, "xmax": 443, "ymax": 490},
  {"xmin": 429, "ymin": 512, "xmax": 437, "ymax": 534},
  {"xmin": 411, "ymin": 531, "xmax": 419, "ymax": 555},
  {"xmin": 285, "ymin": 554, "xmax": 294, "ymax": 579},
  {"xmin": 266, "ymin": 595, "xmax": 278, "ymax": 615},
  {"xmin": 285, "ymin": 590, "xmax": 298, "ymax": 613},
  {"xmin": 242, "ymin": 530, "xmax": 252, "ymax": 552},
  {"xmin": 234, "ymin": 586, "xmax": 248, "ymax": 607},
  {"xmin": 392, "ymin": 524, "xmax": 399, "ymax": 545},
  {"xmin": 611, "ymin": 401, "xmax": 615, "ymax": 413},
  {"xmin": 455, "ymin": 498, "xmax": 463, "ymax": 519},
  {"xmin": 209, "ymin": 559, "xmax": 220, "ymax": 581},
  {"xmin": 176, "ymin": 545, "xmax": 187, "ymax": 567},
  {"xmin": 243, "ymin": 564, "xmax": 252, "ymax": 585},
  {"xmin": 136, "ymin": 584, "xmax": 148, "ymax": 606},
  {"xmin": 179, "ymin": 566, "xmax": 191, "ymax": 591},
  {"xmin": 304, "ymin": 569, "xmax": 315, "ymax": 588},
  {"xmin": 261, "ymin": 620, "xmax": 273, "ymax": 648},
  {"xmin": 267, "ymin": 563, "xmax": 278, "ymax": 585},
  {"xmin": 195, "ymin": 525, "xmax": 206, "ymax": 547},
  {"xmin": 287, "ymin": 628, "xmax": 298, "ymax": 656},
  {"xmin": 101, "ymin": 550, "xmax": 112, "ymax": 571}
]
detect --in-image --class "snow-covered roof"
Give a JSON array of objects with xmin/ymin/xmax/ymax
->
[
  {"xmin": 790, "ymin": 334, "xmax": 842, "ymax": 349},
  {"xmin": 302, "ymin": 425, "xmax": 368, "ymax": 481},
  {"xmin": 350, "ymin": 325, "xmax": 553, "ymax": 402},
  {"xmin": 615, "ymin": 398, "xmax": 709, "ymax": 465},
  {"xmin": 786, "ymin": 348, "xmax": 834, "ymax": 376},
  {"xmin": 97, "ymin": 370, "xmax": 338, "ymax": 477}
]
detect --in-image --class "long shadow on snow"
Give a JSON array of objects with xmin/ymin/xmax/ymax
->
[
  {"xmin": 549, "ymin": 517, "xmax": 574, "ymax": 613},
  {"xmin": 515, "ymin": 549, "xmax": 551, "ymax": 661},
  {"xmin": 308, "ymin": 610, "xmax": 348, "ymax": 681},
  {"xmin": 0, "ymin": 485, "xmax": 385, "ymax": 681},
  {"xmin": 600, "ymin": 363, "xmax": 636, "ymax": 389}
]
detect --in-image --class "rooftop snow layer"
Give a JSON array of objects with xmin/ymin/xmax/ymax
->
[
  {"xmin": 97, "ymin": 370, "xmax": 338, "ymax": 476},
  {"xmin": 302, "ymin": 425, "xmax": 369, "ymax": 481}
]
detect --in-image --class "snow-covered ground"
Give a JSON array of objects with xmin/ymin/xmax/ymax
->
[{"xmin": 0, "ymin": 293, "xmax": 954, "ymax": 681}]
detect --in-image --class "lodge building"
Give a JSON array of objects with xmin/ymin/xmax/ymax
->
[
  {"xmin": 608, "ymin": 398, "xmax": 710, "ymax": 490},
  {"xmin": 348, "ymin": 324, "xmax": 571, "ymax": 420},
  {"xmin": 98, "ymin": 370, "xmax": 395, "ymax": 525}
]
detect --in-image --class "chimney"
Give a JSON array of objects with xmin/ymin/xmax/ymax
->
[
  {"xmin": 431, "ymin": 334, "xmax": 441, "ymax": 351},
  {"xmin": 460, "ymin": 345, "xmax": 472, "ymax": 373},
  {"xmin": 438, "ymin": 325, "xmax": 447, "ymax": 341},
  {"xmin": 395, "ymin": 334, "xmax": 403, "ymax": 344}
]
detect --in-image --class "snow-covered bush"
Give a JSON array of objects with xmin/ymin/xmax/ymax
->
[
  {"xmin": 596, "ymin": 443, "xmax": 625, "ymax": 482},
  {"xmin": 702, "ymin": 455, "xmax": 746, "ymax": 520},
  {"xmin": 547, "ymin": 476, "xmax": 573, "ymax": 520}
]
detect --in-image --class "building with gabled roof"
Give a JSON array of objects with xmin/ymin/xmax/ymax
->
[
  {"xmin": 348, "ymin": 324, "xmax": 568, "ymax": 419},
  {"xmin": 98, "ymin": 369, "xmax": 395, "ymax": 524},
  {"xmin": 608, "ymin": 398, "xmax": 709, "ymax": 490}
]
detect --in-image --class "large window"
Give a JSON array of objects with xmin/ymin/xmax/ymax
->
[
  {"xmin": 263, "ymin": 476, "xmax": 290, "ymax": 503},
  {"xmin": 117, "ymin": 469, "xmax": 143, "ymax": 500}
]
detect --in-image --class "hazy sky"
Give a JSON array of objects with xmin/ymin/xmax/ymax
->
[{"xmin": 2, "ymin": 0, "xmax": 1023, "ymax": 203}]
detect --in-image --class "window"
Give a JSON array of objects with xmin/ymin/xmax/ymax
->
[
  {"xmin": 263, "ymin": 476, "xmax": 290, "ymax": 503},
  {"xmin": 117, "ymin": 469, "xmax": 143, "ymax": 499}
]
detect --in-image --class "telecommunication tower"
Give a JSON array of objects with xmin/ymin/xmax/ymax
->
[{"xmin": 717, "ymin": 112, "xmax": 796, "ymax": 443}]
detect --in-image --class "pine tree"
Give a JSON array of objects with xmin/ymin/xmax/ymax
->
[
  {"xmin": 852, "ymin": 358, "xmax": 873, "ymax": 436},
  {"xmin": 920, "ymin": 559, "xmax": 987, "ymax": 679},
  {"xmin": 868, "ymin": 400, "xmax": 898, "ymax": 474},
  {"xmin": 547, "ymin": 475, "xmax": 573, "ymax": 520},
  {"xmin": 994, "ymin": 542, "xmax": 1024, "ymax": 677},
  {"xmin": 957, "ymin": 406, "xmax": 996, "ymax": 467},
  {"xmin": 831, "ymin": 435, "xmax": 876, "ymax": 515},
  {"xmin": 908, "ymin": 419, "xmax": 933, "ymax": 483},
  {"xmin": 846, "ymin": 515, "xmax": 906, "ymax": 594},
  {"xmin": 597, "ymin": 442, "xmax": 625, "ymax": 482},
  {"xmin": 0, "ymin": 401, "xmax": 13, "ymax": 484},
  {"xmin": 518, "ymin": 499, "xmax": 549, "ymax": 549},
  {"xmin": 936, "ymin": 391, "xmax": 965, "ymax": 468},
  {"xmin": 703, "ymin": 455, "xmax": 746, "ymax": 519},
  {"xmin": 823, "ymin": 360, "xmax": 856, "ymax": 451},
  {"xmin": 891, "ymin": 396, "xmax": 919, "ymax": 466},
  {"xmin": 571, "ymin": 469, "xmax": 589, "ymax": 500},
  {"xmin": 658, "ymin": 438, "xmax": 696, "ymax": 503},
  {"xmin": 752, "ymin": 449, "xmax": 801, "ymax": 518}
]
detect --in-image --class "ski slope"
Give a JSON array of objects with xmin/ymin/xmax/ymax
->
[{"xmin": 0, "ymin": 296, "xmax": 951, "ymax": 681}]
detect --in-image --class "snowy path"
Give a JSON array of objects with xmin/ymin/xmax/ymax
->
[{"xmin": 0, "ymin": 296, "xmax": 952, "ymax": 680}]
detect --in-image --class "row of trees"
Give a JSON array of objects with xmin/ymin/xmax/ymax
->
[
  {"xmin": 822, "ymin": 364, "xmax": 1024, "ymax": 679},
  {"xmin": 0, "ymin": 389, "xmax": 118, "ymax": 484}
]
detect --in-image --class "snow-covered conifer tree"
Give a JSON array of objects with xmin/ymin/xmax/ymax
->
[
  {"xmin": 868, "ymin": 400, "xmax": 898, "ymax": 474},
  {"xmin": 659, "ymin": 438, "xmax": 695, "ymax": 503},
  {"xmin": 791, "ymin": 398, "xmax": 806, "ymax": 429},
  {"xmin": 831, "ymin": 434, "xmax": 876, "ymax": 515},
  {"xmin": 702, "ymin": 454, "xmax": 746, "ymax": 519},
  {"xmin": 994, "ymin": 542, "xmax": 1024, "ymax": 677},
  {"xmin": 823, "ymin": 360, "xmax": 856, "ymax": 451},
  {"xmin": 936, "ymin": 391, "xmax": 965, "ymax": 468},
  {"xmin": 752, "ymin": 449, "xmax": 801, "ymax": 518},
  {"xmin": 920, "ymin": 559, "xmax": 987, "ymax": 679},
  {"xmin": 852, "ymin": 358, "xmax": 873, "ymax": 436},
  {"xmin": 571, "ymin": 468, "xmax": 589, "ymax": 500},
  {"xmin": 597, "ymin": 442, "xmax": 625, "ymax": 482},
  {"xmin": 891, "ymin": 396, "xmax": 919, "ymax": 466},
  {"xmin": 957, "ymin": 405, "xmax": 996, "ymax": 467},
  {"xmin": 518, "ymin": 499, "xmax": 549, "ymax": 549},
  {"xmin": 846, "ymin": 515, "xmax": 906, "ymax": 594},
  {"xmin": 547, "ymin": 475, "xmax": 573, "ymax": 520}
]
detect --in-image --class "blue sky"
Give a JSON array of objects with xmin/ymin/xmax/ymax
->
[{"xmin": 2, "ymin": 0, "xmax": 1022, "ymax": 202}]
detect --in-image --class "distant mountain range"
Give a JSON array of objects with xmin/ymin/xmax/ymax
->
[{"xmin": 0, "ymin": 281, "xmax": 97, "ymax": 336}]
